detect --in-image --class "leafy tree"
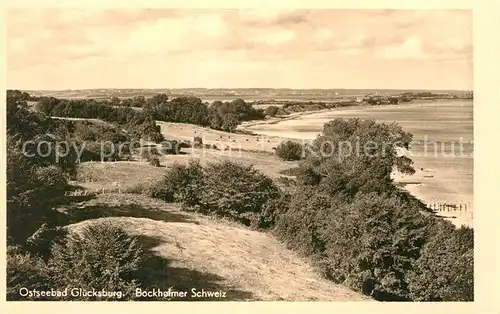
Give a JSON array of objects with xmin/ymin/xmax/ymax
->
[
  {"xmin": 110, "ymin": 96, "xmax": 121, "ymax": 106},
  {"xmin": 149, "ymin": 93, "xmax": 169, "ymax": 106},
  {"xmin": 221, "ymin": 114, "xmax": 239, "ymax": 132},
  {"xmin": 266, "ymin": 105, "xmax": 280, "ymax": 117},
  {"xmin": 297, "ymin": 118, "xmax": 414, "ymax": 198},
  {"xmin": 132, "ymin": 96, "xmax": 146, "ymax": 108},
  {"xmin": 388, "ymin": 97, "xmax": 399, "ymax": 105},
  {"xmin": 275, "ymin": 140, "xmax": 303, "ymax": 161}
]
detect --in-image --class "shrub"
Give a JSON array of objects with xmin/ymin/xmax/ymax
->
[
  {"xmin": 149, "ymin": 157, "xmax": 161, "ymax": 167},
  {"xmin": 407, "ymin": 222, "xmax": 474, "ymax": 301},
  {"xmin": 153, "ymin": 160, "xmax": 281, "ymax": 226},
  {"xmin": 279, "ymin": 166, "xmax": 302, "ymax": 177},
  {"xmin": 7, "ymin": 246, "xmax": 52, "ymax": 300},
  {"xmin": 257, "ymin": 192, "xmax": 291, "ymax": 229},
  {"xmin": 266, "ymin": 105, "xmax": 280, "ymax": 117},
  {"xmin": 26, "ymin": 223, "xmax": 68, "ymax": 259},
  {"xmin": 275, "ymin": 140, "xmax": 303, "ymax": 161},
  {"xmin": 162, "ymin": 160, "xmax": 204, "ymax": 206},
  {"xmin": 275, "ymin": 191, "xmax": 430, "ymax": 300},
  {"xmin": 193, "ymin": 136, "xmax": 203, "ymax": 148},
  {"xmin": 141, "ymin": 147, "xmax": 161, "ymax": 159},
  {"xmin": 147, "ymin": 180, "xmax": 175, "ymax": 202},
  {"xmin": 49, "ymin": 222, "xmax": 143, "ymax": 300},
  {"xmin": 199, "ymin": 161, "xmax": 281, "ymax": 225},
  {"xmin": 161, "ymin": 140, "xmax": 182, "ymax": 154}
]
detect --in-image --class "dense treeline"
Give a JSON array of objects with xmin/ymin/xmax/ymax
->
[
  {"xmin": 7, "ymin": 92, "xmax": 78, "ymax": 247},
  {"xmin": 36, "ymin": 96, "xmax": 164, "ymax": 143},
  {"xmin": 6, "ymin": 90, "xmax": 137, "ymax": 246},
  {"xmin": 151, "ymin": 118, "xmax": 474, "ymax": 301},
  {"xmin": 36, "ymin": 93, "xmax": 265, "ymax": 133}
]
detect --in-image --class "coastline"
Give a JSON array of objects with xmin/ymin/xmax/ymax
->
[{"xmin": 241, "ymin": 99, "xmax": 473, "ymax": 228}]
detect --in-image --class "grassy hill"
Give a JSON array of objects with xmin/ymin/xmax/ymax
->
[{"xmin": 63, "ymin": 193, "xmax": 370, "ymax": 301}]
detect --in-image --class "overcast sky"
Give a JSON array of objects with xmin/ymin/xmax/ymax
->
[{"xmin": 6, "ymin": 9, "xmax": 472, "ymax": 90}]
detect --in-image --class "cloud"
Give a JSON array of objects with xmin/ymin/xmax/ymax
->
[
  {"xmin": 251, "ymin": 29, "xmax": 296, "ymax": 46},
  {"xmin": 233, "ymin": 9, "xmax": 310, "ymax": 27},
  {"xmin": 376, "ymin": 35, "xmax": 427, "ymax": 60},
  {"xmin": 6, "ymin": 9, "xmax": 472, "ymax": 89}
]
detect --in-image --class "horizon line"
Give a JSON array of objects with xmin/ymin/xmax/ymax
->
[{"xmin": 14, "ymin": 87, "xmax": 473, "ymax": 92}]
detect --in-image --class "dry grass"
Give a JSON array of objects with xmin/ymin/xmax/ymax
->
[
  {"xmin": 157, "ymin": 121, "xmax": 286, "ymax": 152},
  {"xmin": 76, "ymin": 161, "xmax": 166, "ymax": 191},
  {"xmin": 49, "ymin": 116, "xmax": 116, "ymax": 128},
  {"xmin": 66, "ymin": 193, "xmax": 370, "ymax": 301},
  {"xmin": 76, "ymin": 148, "xmax": 298, "ymax": 192}
]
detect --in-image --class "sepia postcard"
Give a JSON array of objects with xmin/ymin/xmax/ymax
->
[{"xmin": 2, "ymin": 1, "xmax": 499, "ymax": 313}]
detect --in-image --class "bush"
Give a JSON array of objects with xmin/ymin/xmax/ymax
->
[
  {"xmin": 162, "ymin": 160, "xmax": 204, "ymax": 206},
  {"xmin": 161, "ymin": 140, "xmax": 182, "ymax": 154},
  {"xmin": 193, "ymin": 136, "xmax": 203, "ymax": 148},
  {"xmin": 258, "ymin": 192, "xmax": 291, "ymax": 229},
  {"xmin": 275, "ymin": 140, "xmax": 303, "ymax": 161},
  {"xmin": 146, "ymin": 180, "xmax": 175, "ymax": 202},
  {"xmin": 275, "ymin": 191, "xmax": 430, "ymax": 300},
  {"xmin": 154, "ymin": 160, "xmax": 281, "ymax": 227},
  {"xmin": 141, "ymin": 147, "xmax": 161, "ymax": 159},
  {"xmin": 149, "ymin": 157, "xmax": 161, "ymax": 167},
  {"xmin": 7, "ymin": 246, "xmax": 52, "ymax": 300},
  {"xmin": 266, "ymin": 105, "xmax": 280, "ymax": 117},
  {"xmin": 49, "ymin": 222, "xmax": 143, "ymax": 300},
  {"xmin": 200, "ymin": 161, "xmax": 281, "ymax": 225},
  {"xmin": 407, "ymin": 222, "xmax": 474, "ymax": 301}
]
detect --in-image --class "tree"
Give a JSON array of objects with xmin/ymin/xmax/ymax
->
[
  {"xmin": 388, "ymin": 97, "xmax": 399, "ymax": 105},
  {"xmin": 110, "ymin": 97, "xmax": 121, "ymax": 106},
  {"xmin": 150, "ymin": 93, "xmax": 169, "ymax": 106},
  {"xmin": 266, "ymin": 105, "xmax": 280, "ymax": 117},
  {"xmin": 275, "ymin": 140, "xmax": 303, "ymax": 161},
  {"xmin": 297, "ymin": 118, "xmax": 414, "ymax": 197},
  {"xmin": 132, "ymin": 96, "xmax": 146, "ymax": 108},
  {"xmin": 221, "ymin": 114, "xmax": 239, "ymax": 132},
  {"xmin": 408, "ymin": 222, "xmax": 474, "ymax": 301}
]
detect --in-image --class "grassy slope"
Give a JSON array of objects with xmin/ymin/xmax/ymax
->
[
  {"xmin": 156, "ymin": 121, "xmax": 284, "ymax": 152},
  {"xmin": 65, "ymin": 193, "xmax": 370, "ymax": 301},
  {"xmin": 71, "ymin": 118, "xmax": 367, "ymax": 300},
  {"xmin": 76, "ymin": 147, "xmax": 298, "ymax": 192}
]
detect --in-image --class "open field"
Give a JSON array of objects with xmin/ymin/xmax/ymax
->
[
  {"xmin": 156, "ymin": 121, "xmax": 285, "ymax": 152},
  {"xmin": 76, "ymin": 148, "xmax": 298, "ymax": 193},
  {"xmin": 50, "ymin": 116, "xmax": 116, "ymax": 128},
  {"xmin": 64, "ymin": 193, "xmax": 370, "ymax": 301},
  {"xmin": 242, "ymin": 99, "xmax": 474, "ymax": 227}
]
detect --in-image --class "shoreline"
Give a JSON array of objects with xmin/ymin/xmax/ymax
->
[
  {"xmin": 240, "ymin": 98, "xmax": 464, "ymax": 132},
  {"xmin": 241, "ymin": 99, "xmax": 473, "ymax": 228}
]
